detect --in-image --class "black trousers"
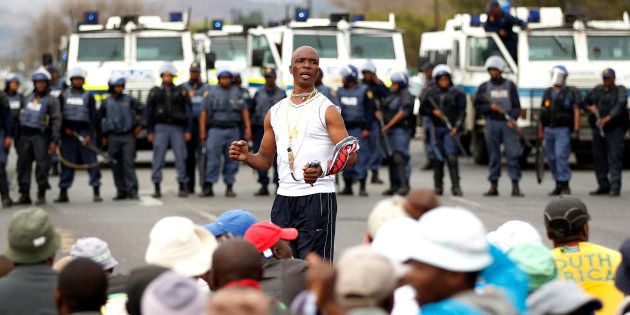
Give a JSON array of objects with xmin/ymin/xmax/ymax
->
[
  {"xmin": 186, "ymin": 121, "xmax": 201, "ymax": 189},
  {"xmin": 592, "ymin": 125, "xmax": 625, "ymax": 191},
  {"xmin": 17, "ymin": 133, "xmax": 50, "ymax": 194},
  {"xmin": 271, "ymin": 193, "xmax": 337, "ymax": 261},
  {"xmin": 108, "ymin": 132, "xmax": 138, "ymax": 195}
]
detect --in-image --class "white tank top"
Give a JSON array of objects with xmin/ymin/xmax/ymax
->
[{"xmin": 270, "ymin": 92, "xmax": 338, "ymax": 196}]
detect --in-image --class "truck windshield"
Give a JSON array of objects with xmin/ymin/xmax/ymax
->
[
  {"xmin": 252, "ymin": 35, "xmax": 276, "ymax": 65},
  {"xmin": 587, "ymin": 36, "xmax": 630, "ymax": 60},
  {"xmin": 293, "ymin": 34, "xmax": 337, "ymax": 58},
  {"xmin": 528, "ymin": 35, "xmax": 576, "ymax": 60},
  {"xmin": 350, "ymin": 35, "xmax": 396, "ymax": 59},
  {"xmin": 137, "ymin": 37, "xmax": 184, "ymax": 61},
  {"xmin": 467, "ymin": 36, "xmax": 503, "ymax": 68},
  {"xmin": 211, "ymin": 37, "xmax": 247, "ymax": 62},
  {"xmin": 77, "ymin": 37, "xmax": 124, "ymax": 62}
]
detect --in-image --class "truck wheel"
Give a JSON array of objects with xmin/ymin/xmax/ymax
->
[{"xmin": 472, "ymin": 132, "xmax": 488, "ymax": 165}]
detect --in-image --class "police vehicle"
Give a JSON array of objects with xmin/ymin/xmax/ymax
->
[
  {"xmin": 245, "ymin": 10, "xmax": 407, "ymax": 93},
  {"xmin": 199, "ymin": 21, "xmax": 249, "ymax": 85},
  {"xmin": 65, "ymin": 12, "xmax": 196, "ymax": 105},
  {"xmin": 418, "ymin": 7, "xmax": 630, "ymax": 164}
]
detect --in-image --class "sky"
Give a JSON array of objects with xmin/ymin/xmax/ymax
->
[{"xmin": 0, "ymin": 0, "xmax": 336, "ymax": 63}]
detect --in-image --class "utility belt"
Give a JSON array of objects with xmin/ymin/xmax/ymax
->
[
  {"xmin": 208, "ymin": 122, "xmax": 238, "ymax": 129},
  {"xmin": 19, "ymin": 126, "xmax": 46, "ymax": 136}
]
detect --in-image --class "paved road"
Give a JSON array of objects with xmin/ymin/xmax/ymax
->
[{"xmin": 0, "ymin": 140, "xmax": 628, "ymax": 273}]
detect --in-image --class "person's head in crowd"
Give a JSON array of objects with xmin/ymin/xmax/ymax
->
[
  {"xmin": 371, "ymin": 217, "xmax": 419, "ymax": 277},
  {"xmin": 53, "ymin": 256, "xmax": 75, "ymax": 272},
  {"xmin": 204, "ymin": 209, "xmax": 257, "ymax": 241},
  {"xmin": 125, "ymin": 265, "xmax": 169, "ymax": 315},
  {"xmin": 403, "ymin": 207, "xmax": 492, "ymax": 306},
  {"xmin": 336, "ymin": 245, "xmax": 397, "ymax": 312},
  {"xmin": 217, "ymin": 70, "xmax": 233, "ymax": 89},
  {"xmin": 141, "ymin": 271, "xmax": 207, "ymax": 315},
  {"xmin": 209, "ymin": 239, "xmax": 263, "ymax": 291},
  {"xmin": 543, "ymin": 196, "xmax": 590, "ymax": 248},
  {"xmin": 615, "ymin": 239, "xmax": 630, "ymax": 295},
  {"xmin": 244, "ymin": 221, "xmax": 298, "ymax": 260},
  {"xmin": 366, "ymin": 196, "xmax": 409, "ymax": 242},
  {"xmin": 0, "ymin": 255, "xmax": 14, "ymax": 278},
  {"xmin": 209, "ymin": 286, "xmax": 271, "ymax": 315},
  {"xmin": 145, "ymin": 216, "xmax": 218, "ymax": 278},
  {"xmin": 487, "ymin": 220, "xmax": 543, "ymax": 253},
  {"xmin": 5, "ymin": 208, "xmax": 60, "ymax": 266},
  {"xmin": 55, "ymin": 258, "xmax": 108, "ymax": 315},
  {"xmin": 422, "ymin": 63, "xmax": 435, "ymax": 82},
  {"xmin": 487, "ymin": 0, "xmax": 503, "ymax": 18},
  {"xmin": 527, "ymin": 280, "xmax": 602, "ymax": 315},
  {"xmin": 507, "ymin": 243, "xmax": 557, "ymax": 292},
  {"xmin": 70, "ymin": 237, "xmax": 119, "ymax": 273},
  {"xmin": 404, "ymin": 189, "xmax": 439, "ymax": 220}
]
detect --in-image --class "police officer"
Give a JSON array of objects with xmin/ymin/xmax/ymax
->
[
  {"xmin": 315, "ymin": 71, "xmax": 336, "ymax": 104},
  {"xmin": 146, "ymin": 62, "xmax": 193, "ymax": 198},
  {"xmin": 100, "ymin": 75, "xmax": 142, "ymax": 200},
  {"xmin": 55, "ymin": 67, "xmax": 102, "ymax": 203},
  {"xmin": 251, "ymin": 67, "xmax": 285, "ymax": 196},
  {"xmin": 418, "ymin": 63, "xmax": 436, "ymax": 171},
  {"xmin": 233, "ymin": 72, "xmax": 252, "ymax": 108},
  {"xmin": 200, "ymin": 70, "xmax": 251, "ymax": 197},
  {"xmin": 421, "ymin": 65, "xmax": 466, "ymax": 196},
  {"xmin": 539, "ymin": 65, "xmax": 581, "ymax": 196},
  {"xmin": 483, "ymin": 0, "xmax": 528, "ymax": 63},
  {"xmin": 0, "ymin": 87, "xmax": 12, "ymax": 207},
  {"xmin": 381, "ymin": 71, "xmax": 414, "ymax": 196},
  {"xmin": 361, "ymin": 60, "xmax": 390, "ymax": 184},
  {"xmin": 584, "ymin": 68, "xmax": 628, "ymax": 196},
  {"xmin": 4, "ymin": 74, "xmax": 23, "ymax": 141},
  {"xmin": 46, "ymin": 64, "xmax": 67, "ymax": 176},
  {"xmin": 182, "ymin": 61, "xmax": 207, "ymax": 193},
  {"xmin": 16, "ymin": 69, "xmax": 61, "ymax": 205},
  {"xmin": 474, "ymin": 56, "xmax": 524, "ymax": 197},
  {"xmin": 337, "ymin": 65, "xmax": 375, "ymax": 196}
]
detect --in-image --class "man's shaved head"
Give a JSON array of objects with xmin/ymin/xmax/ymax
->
[
  {"xmin": 291, "ymin": 46, "xmax": 319, "ymax": 65},
  {"xmin": 210, "ymin": 239, "xmax": 263, "ymax": 290},
  {"xmin": 289, "ymin": 46, "xmax": 320, "ymax": 90}
]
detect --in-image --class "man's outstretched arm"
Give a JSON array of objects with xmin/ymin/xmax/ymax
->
[
  {"xmin": 325, "ymin": 106, "xmax": 357, "ymax": 167},
  {"xmin": 229, "ymin": 111, "xmax": 276, "ymax": 171}
]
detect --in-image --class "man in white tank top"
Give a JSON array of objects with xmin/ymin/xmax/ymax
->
[{"xmin": 229, "ymin": 46, "xmax": 357, "ymax": 260}]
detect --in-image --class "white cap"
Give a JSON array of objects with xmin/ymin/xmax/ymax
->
[
  {"xmin": 367, "ymin": 196, "xmax": 409, "ymax": 239},
  {"xmin": 141, "ymin": 271, "xmax": 207, "ymax": 315},
  {"xmin": 159, "ymin": 62, "xmax": 178, "ymax": 76},
  {"xmin": 406, "ymin": 207, "xmax": 492, "ymax": 272},
  {"xmin": 145, "ymin": 217, "xmax": 218, "ymax": 277},
  {"xmin": 486, "ymin": 220, "xmax": 542, "ymax": 253},
  {"xmin": 361, "ymin": 60, "xmax": 376, "ymax": 74},
  {"xmin": 67, "ymin": 67, "xmax": 87, "ymax": 79},
  {"xmin": 432, "ymin": 64, "xmax": 452, "ymax": 80},
  {"xmin": 485, "ymin": 55, "xmax": 506, "ymax": 71},
  {"xmin": 371, "ymin": 217, "xmax": 419, "ymax": 276}
]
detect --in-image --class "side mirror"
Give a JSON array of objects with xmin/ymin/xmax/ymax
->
[
  {"xmin": 417, "ymin": 56, "xmax": 430, "ymax": 71},
  {"xmin": 252, "ymin": 49, "xmax": 265, "ymax": 68},
  {"xmin": 205, "ymin": 52, "xmax": 216, "ymax": 70}
]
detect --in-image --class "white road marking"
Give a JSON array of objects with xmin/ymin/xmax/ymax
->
[
  {"xmin": 139, "ymin": 196, "xmax": 163, "ymax": 207},
  {"xmin": 448, "ymin": 196, "xmax": 483, "ymax": 208}
]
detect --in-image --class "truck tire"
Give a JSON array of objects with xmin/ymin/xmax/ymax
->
[{"xmin": 472, "ymin": 131, "xmax": 488, "ymax": 165}]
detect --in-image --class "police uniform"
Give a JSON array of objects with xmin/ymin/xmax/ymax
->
[
  {"xmin": 382, "ymin": 72, "xmax": 414, "ymax": 196},
  {"xmin": 5, "ymin": 75, "xmax": 24, "ymax": 141},
  {"xmin": 100, "ymin": 78, "xmax": 142, "ymax": 200},
  {"xmin": 202, "ymin": 84, "xmax": 247, "ymax": 196},
  {"xmin": 421, "ymin": 73, "xmax": 466, "ymax": 196},
  {"xmin": 46, "ymin": 65, "xmax": 67, "ymax": 177},
  {"xmin": 337, "ymin": 65, "xmax": 375, "ymax": 196},
  {"xmin": 361, "ymin": 61, "xmax": 390, "ymax": 184},
  {"xmin": 483, "ymin": 1, "xmax": 527, "ymax": 63},
  {"xmin": 146, "ymin": 63, "xmax": 192, "ymax": 198},
  {"xmin": 540, "ymin": 66, "xmax": 580, "ymax": 196},
  {"xmin": 16, "ymin": 70, "xmax": 61, "ymax": 205},
  {"xmin": 182, "ymin": 77, "xmax": 208, "ymax": 193},
  {"xmin": 474, "ymin": 56, "xmax": 523, "ymax": 196},
  {"xmin": 0, "ymin": 91, "xmax": 12, "ymax": 206},
  {"xmin": 584, "ymin": 69, "xmax": 628, "ymax": 196},
  {"xmin": 317, "ymin": 84, "xmax": 336, "ymax": 105},
  {"xmin": 252, "ymin": 70, "xmax": 285, "ymax": 194}
]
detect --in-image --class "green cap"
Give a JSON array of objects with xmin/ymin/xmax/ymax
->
[
  {"xmin": 508, "ymin": 243, "xmax": 557, "ymax": 292},
  {"xmin": 5, "ymin": 208, "xmax": 60, "ymax": 264}
]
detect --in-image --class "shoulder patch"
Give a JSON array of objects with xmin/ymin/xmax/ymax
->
[{"xmin": 366, "ymin": 90, "xmax": 374, "ymax": 99}]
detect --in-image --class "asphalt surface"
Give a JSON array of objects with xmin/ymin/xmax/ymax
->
[{"xmin": 0, "ymin": 140, "xmax": 629, "ymax": 273}]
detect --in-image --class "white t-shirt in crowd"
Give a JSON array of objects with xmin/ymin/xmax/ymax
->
[{"xmin": 270, "ymin": 92, "xmax": 338, "ymax": 197}]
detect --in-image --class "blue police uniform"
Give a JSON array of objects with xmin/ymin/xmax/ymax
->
[
  {"xmin": 252, "ymin": 85, "xmax": 285, "ymax": 188},
  {"xmin": 382, "ymin": 87, "xmax": 414, "ymax": 195},
  {"xmin": 57, "ymin": 88, "xmax": 102, "ymax": 197},
  {"xmin": 337, "ymin": 84, "xmax": 375, "ymax": 194},
  {"xmin": 541, "ymin": 86, "xmax": 580, "ymax": 195},
  {"xmin": 419, "ymin": 79, "xmax": 437, "ymax": 166},
  {"xmin": 6, "ymin": 92, "xmax": 23, "ymax": 141},
  {"xmin": 203, "ymin": 86, "xmax": 246, "ymax": 187},
  {"xmin": 483, "ymin": 11, "xmax": 527, "ymax": 63},
  {"xmin": 100, "ymin": 93, "xmax": 141, "ymax": 199},
  {"xmin": 421, "ymin": 84, "xmax": 466, "ymax": 195},
  {"xmin": 0, "ymin": 92, "xmax": 12, "ymax": 205},
  {"xmin": 365, "ymin": 81, "xmax": 390, "ymax": 177},
  {"xmin": 317, "ymin": 85, "xmax": 336, "ymax": 105},
  {"xmin": 182, "ymin": 80, "xmax": 208, "ymax": 192},
  {"xmin": 145, "ymin": 83, "xmax": 192, "ymax": 196}
]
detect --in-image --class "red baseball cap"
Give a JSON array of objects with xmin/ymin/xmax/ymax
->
[{"xmin": 244, "ymin": 221, "xmax": 298, "ymax": 253}]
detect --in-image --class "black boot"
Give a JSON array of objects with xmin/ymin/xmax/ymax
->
[
  {"xmin": 434, "ymin": 160, "xmax": 444, "ymax": 196},
  {"xmin": 226, "ymin": 184, "xmax": 236, "ymax": 198},
  {"xmin": 394, "ymin": 154, "xmax": 410, "ymax": 196},
  {"xmin": 383, "ymin": 154, "xmax": 401, "ymax": 195},
  {"xmin": 178, "ymin": 183, "xmax": 188, "ymax": 198},
  {"xmin": 93, "ymin": 187, "xmax": 103, "ymax": 202},
  {"xmin": 511, "ymin": 181, "xmax": 524, "ymax": 197},
  {"xmin": 484, "ymin": 181, "xmax": 499, "ymax": 196},
  {"xmin": 54, "ymin": 188, "xmax": 69, "ymax": 203},
  {"xmin": 0, "ymin": 186, "xmax": 12, "ymax": 208},
  {"xmin": 548, "ymin": 182, "xmax": 562, "ymax": 196},
  {"xmin": 16, "ymin": 193, "xmax": 31, "ymax": 205},
  {"xmin": 152, "ymin": 183, "xmax": 161, "ymax": 198},
  {"xmin": 186, "ymin": 183, "xmax": 195, "ymax": 194},
  {"xmin": 560, "ymin": 182, "xmax": 571, "ymax": 195},
  {"xmin": 359, "ymin": 179, "xmax": 368, "ymax": 197},
  {"xmin": 446, "ymin": 155, "xmax": 463, "ymax": 196},
  {"xmin": 254, "ymin": 185, "xmax": 269, "ymax": 196},
  {"xmin": 201, "ymin": 182, "xmax": 214, "ymax": 197},
  {"xmin": 340, "ymin": 180, "xmax": 354, "ymax": 195},
  {"xmin": 421, "ymin": 159, "xmax": 433, "ymax": 170},
  {"xmin": 128, "ymin": 191, "xmax": 139, "ymax": 200},
  {"xmin": 36, "ymin": 187, "xmax": 47, "ymax": 205},
  {"xmin": 589, "ymin": 187, "xmax": 609, "ymax": 195},
  {"xmin": 113, "ymin": 191, "xmax": 128, "ymax": 201},
  {"xmin": 371, "ymin": 170, "xmax": 384, "ymax": 184}
]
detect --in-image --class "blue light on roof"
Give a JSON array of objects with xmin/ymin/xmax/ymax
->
[
  {"xmin": 353, "ymin": 15, "xmax": 365, "ymax": 22},
  {"xmin": 470, "ymin": 15, "xmax": 481, "ymax": 27},
  {"xmin": 212, "ymin": 19, "xmax": 223, "ymax": 30},
  {"xmin": 170, "ymin": 12, "xmax": 183, "ymax": 22},
  {"xmin": 84, "ymin": 12, "xmax": 98, "ymax": 25},
  {"xmin": 295, "ymin": 8, "xmax": 309, "ymax": 22},
  {"xmin": 528, "ymin": 10, "xmax": 541, "ymax": 23}
]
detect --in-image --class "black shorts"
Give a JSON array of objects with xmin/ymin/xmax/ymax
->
[{"xmin": 271, "ymin": 193, "xmax": 337, "ymax": 261}]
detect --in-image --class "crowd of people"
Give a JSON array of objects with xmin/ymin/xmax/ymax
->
[{"xmin": 1, "ymin": 190, "xmax": 629, "ymax": 315}]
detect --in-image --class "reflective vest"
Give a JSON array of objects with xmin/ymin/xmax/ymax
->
[
  {"xmin": 62, "ymin": 88, "xmax": 90, "ymax": 123},
  {"xmin": 486, "ymin": 80, "xmax": 513, "ymax": 114},
  {"xmin": 337, "ymin": 84, "xmax": 369, "ymax": 127},
  {"xmin": 541, "ymin": 86, "xmax": 577, "ymax": 129},
  {"xmin": 102, "ymin": 95, "xmax": 134, "ymax": 134},
  {"xmin": 207, "ymin": 86, "xmax": 244, "ymax": 128},
  {"xmin": 21, "ymin": 94, "xmax": 48, "ymax": 130}
]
